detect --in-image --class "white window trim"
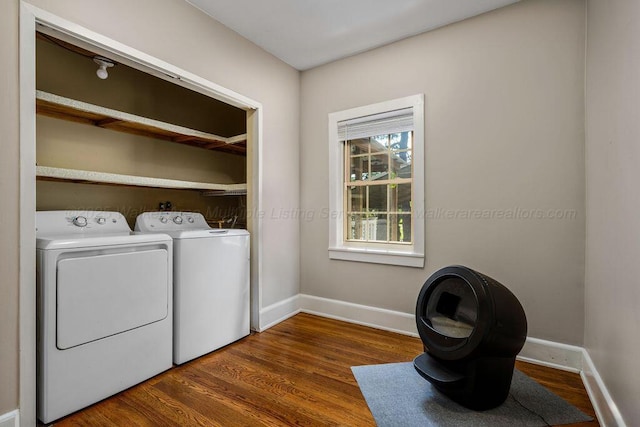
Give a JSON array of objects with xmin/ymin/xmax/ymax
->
[{"xmin": 328, "ymin": 94, "xmax": 425, "ymax": 268}]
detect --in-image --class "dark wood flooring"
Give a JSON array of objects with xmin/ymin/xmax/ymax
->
[{"xmin": 49, "ymin": 313, "xmax": 598, "ymax": 426}]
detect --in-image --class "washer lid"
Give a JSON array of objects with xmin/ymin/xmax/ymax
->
[
  {"xmin": 139, "ymin": 228, "xmax": 249, "ymax": 240},
  {"xmin": 36, "ymin": 233, "xmax": 171, "ymax": 250}
]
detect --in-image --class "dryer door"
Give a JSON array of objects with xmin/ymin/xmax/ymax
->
[{"xmin": 56, "ymin": 249, "xmax": 169, "ymax": 349}]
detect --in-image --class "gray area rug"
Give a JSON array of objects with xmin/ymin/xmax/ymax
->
[{"xmin": 351, "ymin": 362, "xmax": 593, "ymax": 427}]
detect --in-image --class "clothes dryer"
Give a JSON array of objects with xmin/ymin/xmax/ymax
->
[
  {"xmin": 36, "ymin": 211, "xmax": 173, "ymax": 423},
  {"xmin": 135, "ymin": 211, "xmax": 250, "ymax": 364}
]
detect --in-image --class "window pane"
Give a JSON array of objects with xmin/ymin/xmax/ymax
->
[
  {"xmin": 368, "ymin": 184, "xmax": 387, "ymax": 212},
  {"xmin": 390, "ymin": 183, "xmax": 411, "ymax": 212},
  {"xmin": 349, "ymin": 138, "xmax": 369, "ymax": 156},
  {"xmin": 370, "ymin": 135, "xmax": 390, "ymax": 152},
  {"xmin": 390, "ymin": 132, "xmax": 412, "ymax": 152},
  {"xmin": 389, "ymin": 214, "xmax": 412, "ymax": 243},
  {"xmin": 391, "ymin": 150, "xmax": 412, "ymax": 179},
  {"xmin": 347, "ymin": 214, "xmax": 366, "ymax": 241},
  {"xmin": 370, "ymin": 154, "xmax": 389, "ymax": 180},
  {"xmin": 366, "ymin": 213, "xmax": 388, "ymax": 242},
  {"xmin": 349, "ymin": 155, "xmax": 369, "ymax": 182},
  {"xmin": 347, "ymin": 185, "xmax": 365, "ymax": 213}
]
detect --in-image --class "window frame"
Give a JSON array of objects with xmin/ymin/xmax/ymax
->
[{"xmin": 328, "ymin": 94, "xmax": 425, "ymax": 268}]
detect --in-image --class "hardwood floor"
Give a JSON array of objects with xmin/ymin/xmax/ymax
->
[{"xmin": 49, "ymin": 313, "xmax": 598, "ymax": 426}]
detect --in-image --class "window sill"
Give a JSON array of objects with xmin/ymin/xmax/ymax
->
[{"xmin": 328, "ymin": 246, "xmax": 424, "ymax": 268}]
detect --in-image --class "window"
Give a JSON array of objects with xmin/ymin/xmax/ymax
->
[
  {"xmin": 328, "ymin": 94, "xmax": 424, "ymax": 267},
  {"xmin": 345, "ymin": 132, "xmax": 413, "ymax": 244}
]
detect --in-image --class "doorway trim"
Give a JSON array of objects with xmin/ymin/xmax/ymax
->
[{"xmin": 19, "ymin": 3, "xmax": 263, "ymax": 425}]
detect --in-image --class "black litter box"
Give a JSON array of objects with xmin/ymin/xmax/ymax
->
[{"xmin": 413, "ymin": 265, "xmax": 527, "ymax": 410}]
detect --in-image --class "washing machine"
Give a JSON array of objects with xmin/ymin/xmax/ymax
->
[
  {"xmin": 36, "ymin": 211, "xmax": 173, "ymax": 423},
  {"xmin": 135, "ymin": 211, "xmax": 250, "ymax": 365}
]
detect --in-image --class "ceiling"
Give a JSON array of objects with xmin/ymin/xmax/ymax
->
[{"xmin": 185, "ymin": 0, "xmax": 520, "ymax": 70}]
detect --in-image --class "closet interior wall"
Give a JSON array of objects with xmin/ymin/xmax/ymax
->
[{"xmin": 36, "ymin": 36, "xmax": 248, "ymax": 227}]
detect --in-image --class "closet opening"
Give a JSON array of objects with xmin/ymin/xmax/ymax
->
[{"xmin": 20, "ymin": 6, "xmax": 263, "ymax": 425}]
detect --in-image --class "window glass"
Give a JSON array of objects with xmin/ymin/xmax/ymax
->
[
  {"xmin": 370, "ymin": 153, "xmax": 389, "ymax": 180},
  {"xmin": 347, "ymin": 185, "xmax": 365, "ymax": 213},
  {"xmin": 349, "ymin": 156, "xmax": 369, "ymax": 182},
  {"xmin": 368, "ymin": 184, "xmax": 387, "ymax": 212},
  {"xmin": 347, "ymin": 214, "xmax": 366, "ymax": 241},
  {"xmin": 389, "ymin": 214, "xmax": 412, "ymax": 243},
  {"xmin": 391, "ymin": 183, "xmax": 412, "ymax": 212},
  {"xmin": 345, "ymin": 131, "xmax": 413, "ymax": 245}
]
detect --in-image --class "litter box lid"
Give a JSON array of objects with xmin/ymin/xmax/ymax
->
[{"xmin": 416, "ymin": 265, "xmax": 526, "ymax": 361}]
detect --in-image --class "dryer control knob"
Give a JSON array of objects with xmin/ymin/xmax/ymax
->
[
  {"xmin": 160, "ymin": 217, "xmax": 168, "ymax": 224},
  {"xmin": 96, "ymin": 217, "xmax": 106, "ymax": 225},
  {"xmin": 73, "ymin": 216, "xmax": 88, "ymax": 227},
  {"xmin": 173, "ymin": 216, "xmax": 183, "ymax": 224},
  {"xmin": 187, "ymin": 217, "xmax": 195, "ymax": 223}
]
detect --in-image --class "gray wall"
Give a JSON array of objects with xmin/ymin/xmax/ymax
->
[
  {"xmin": 0, "ymin": 0, "xmax": 300, "ymax": 414},
  {"xmin": 585, "ymin": 0, "xmax": 640, "ymax": 423},
  {"xmin": 0, "ymin": 0, "xmax": 20, "ymax": 416},
  {"xmin": 300, "ymin": 0, "xmax": 586, "ymax": 344}
]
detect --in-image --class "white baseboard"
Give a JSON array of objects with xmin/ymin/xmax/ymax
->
[
  {"xmin": 299, "ymin": 294, "xmax": 418, "ymax": 337},
  {"xmin": 261, "ymin": 293, "xmax": 625, "ymax": 426},
  {"xmin": 517, "ymin": 337, "xmax": 584, "ymax": 373},
  {"xmin": 258, "ymin": 294, "xmax": 300, "ymax": 331},
  {"xmin": 581, "ymin": 350, "xmax": 627, "ymax": 427},
  {"xmin": 0, "ymin": 410, "xmax": 19, "ymax": 427}
]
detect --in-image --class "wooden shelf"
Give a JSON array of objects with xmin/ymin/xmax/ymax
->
[
  {"xmin": 36, "ymin": 90, "xmax": 247, "ymax": 155},
  {"xmin": 36, "ymin": 166, "xmax": 247, "ymax": 195}
]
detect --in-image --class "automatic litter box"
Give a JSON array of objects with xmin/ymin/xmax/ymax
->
[{"xmin": 413, "ymin": 265, "xmax": 527, "ymax": 410}]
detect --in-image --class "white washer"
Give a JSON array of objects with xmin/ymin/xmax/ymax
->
[
  {"xmin": 135, "ymin": 211, "xmax": 250, "ymax": 365},
  {"xmin": 36, "ymin": 211, "xmax": 173, "ymax": 424}
]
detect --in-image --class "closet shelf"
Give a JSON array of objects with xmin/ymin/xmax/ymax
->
[
  {"xmin": 36, "ymin": 166, "xmax": 247, "ymax": 195},
  {"xmin": 36, "ymin": 90, "xmax": 247, "ymax": 155}
]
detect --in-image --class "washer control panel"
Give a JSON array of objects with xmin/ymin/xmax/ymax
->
[
  {"xmin": 70, "ymin": 214, "xmax": 116, "ymax": 228},
  {"xmin": 36, "ymin": 211, "xmax": 131, "ymax": 235},
  {"xmin": 135, "ymin": 211, "xmax": 210, "ymax": 232}
]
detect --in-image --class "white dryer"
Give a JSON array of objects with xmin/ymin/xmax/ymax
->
[
  {"xmin": 36, "ymin": 211, "xmax": 173, "ymax": 423},
  {"xmin": 135, "ymin": 212, "xmax": 250, "ymax": 365}
]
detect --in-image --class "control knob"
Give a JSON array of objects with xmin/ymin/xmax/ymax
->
[
  {"xmin": 159, "ymin": 217, "xmax": 168, "ymax": 224},
  {"xmin": 72, "ymin": 216, "xmax": 88, "ymax": 227},
  {"xmin": 173, "ymin": 216, "xmax": 183, "ymax": 224},
  {"xmin": 96, "ymin": 217, "xmax": 106, "ymax": 225}
]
